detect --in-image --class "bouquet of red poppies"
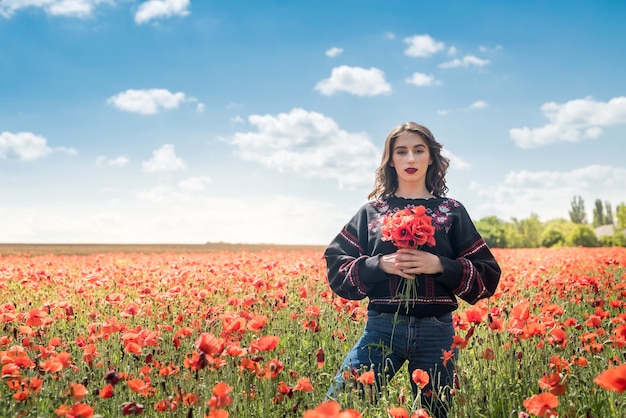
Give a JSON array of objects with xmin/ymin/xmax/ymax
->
[{"xmin": 381, "ymin": 205, "xmax": 436, "ymax": 311}]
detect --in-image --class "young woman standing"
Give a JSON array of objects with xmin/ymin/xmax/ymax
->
[{"xmin": 324, "ymin": 122, "xmax": 501, "ymax": 417}]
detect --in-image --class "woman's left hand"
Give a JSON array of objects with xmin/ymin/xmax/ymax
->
[{"xmin": 394, "ymin": 248, "xmax": 443, "ymax": 276}]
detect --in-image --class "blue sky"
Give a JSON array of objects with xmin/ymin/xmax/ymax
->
[{"xmin": 1, "ymin": 0, "xmax": 625, "ymax": 245}]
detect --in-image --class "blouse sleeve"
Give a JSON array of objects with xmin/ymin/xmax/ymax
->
[
  {"xmin": 323, "ymin": 205, "xmax": 388, "ymax": 300},
  {"xmin": 436, "ymin": 202, "xmax": 501, "ymax": 305}
]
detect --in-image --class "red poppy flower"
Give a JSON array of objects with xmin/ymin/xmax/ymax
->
[
  {"xmin": 121, "ymin": 401, "xmax": 145, "ymax": 416},
  {"xmin": 522, "ymin": 392, "xmax": 558, "ymax": 417},
  {"xmin": 99, "ymin": 384, "xmax": 114, "ymax": 398},
  {"xmin": 293, "ymin": 377, "xmax": 315, "ymax": 392},
  {"xmin": 195, "ymin": 332, "xmax": 224, "ymax": 356},
  {"xmin": 316, "ymin": 347, "xmax": 325, "ymax": 369},
  {"xmin": 381, "ymin": 206, "xmax": 436, "ymax": 249},
  {"xmin": 69, "ymin": 382, "xmax": 88, "ymax": 402},
  {"xmin": 538, "ymin": 373, "xmax": 566, "ymax": 396},
  {"xmin": 411, "ymin": 369, "xmax": 430, "ymax": 389},
  {"xmin": 357, "ymin": 370, "xmax": 375, "ymax": 386},
  {"xmin": 207, "ymin": 382, "xmax": 233, "ymax": 409},
  {"xmin": 594, "ymin": 363, "xmax": 626, "ymax": 393},
  {"xmin": 387, "ymin": 407, "xmax": 409, "ymax": 418},
  {"xmin": 249, "ymin": 335, "xmax": 280, "ymax": 353}
]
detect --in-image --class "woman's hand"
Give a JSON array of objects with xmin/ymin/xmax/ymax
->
[{"xmin": 380, "ymin": 248, "xmax": 443, "ymax": 280}]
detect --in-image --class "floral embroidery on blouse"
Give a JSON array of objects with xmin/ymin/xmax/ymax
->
[{"xmin": 369, "ymin": 198, "xmax": 460, "ymax": 234}]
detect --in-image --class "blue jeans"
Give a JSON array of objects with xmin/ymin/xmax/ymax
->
[{"xmin": 327, "ymin": 310, "xmax": 457, "ymax": 418}]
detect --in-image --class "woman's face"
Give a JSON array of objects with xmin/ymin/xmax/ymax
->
[{"xmin": 389, "ymin": 132, "xmax": 431, "ymax": 188}]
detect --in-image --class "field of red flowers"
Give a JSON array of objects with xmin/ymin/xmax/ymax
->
[{"xmin": 1, "ymin": 247, "xmax": 625, "ymax": 417}]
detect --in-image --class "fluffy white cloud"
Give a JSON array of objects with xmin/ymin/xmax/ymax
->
[
  {"xmin": 439, "ymin": 55, "xmax": 490, "ymax": 69},
  {"xmin": 403, "ymin": 34, "xmax": 445, "ymax": 57},
  {"xmin": 470, "ymin": 164, "xmax": 626, "ymax": 221},
  {"xmin": 314, "ymin": 65, "xmax": 391, "ymax": 97},
  {"xmin": 0, "ymin": 0, "xmax": 112, "ymax": 18},
  {"xmin": 142, "ymin": 144, "xmax": 186, "ymax": 173},
  {"xmin": 96, "ymin": 155, "xmax": 129, "ymax": 167},
  {"xmin": 325, "ymin": 47, "xmax": 343, "ymax": 57},
  {"xmin": 510, "ymin": 96, "xmax": 626, "ymax": 149},
  {"xmin": 479, "ymin": 44, "xmax": 503, "ymax": 53},
  {"xmin": 134, "ymin": 0, "xmax": 189, "ymax": 24},
  {"xmin": 0, "ymin": 131, "xmax": 76, "ymax": 160},
  {"xmin": 107, "ymin": 89, "xmax": 190, "ymax": 115},
  {"xmin": 442, "ymin": 148, "xmax": 471, "ymax": 170},
  {"xmin": 405, "ymin": 72, "xmax": 441, "ymax": 87},
  {"xmin": 470, "ymin": 100, "xmax": 487, "ymax": 109},
  {"xmin": 227, "ymin": 108, "xmax": 380, "ymax": 188}
]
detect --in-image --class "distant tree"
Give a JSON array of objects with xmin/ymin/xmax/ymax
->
[
  {"xmin": 475, "ymin": 216, "xmax": 508, "ymax": 248},
  {"xmin": 569, "ymin": 195, "xmax": 587, "ymax": 224},
  {"xmin": 543, "ymin": 218, "xmax": 576, "ymax": 239},
  {"xmin": 593, "ymin": 199, "xmax": 604, "ymax": 227},
  {"xmin": 566, "ymin": 224, "xmax": 599, "ymax": 247},
  {"xmin": 504, "ymin": 224, "xmax": 525, "ymax": 248},
  {"xmin": 615, "ymin": 203, "xmax": 626, "ymax": 229},
  {"xmin": 512, "ymin": 213, "xmax": 542, "ymax": 248},
  {"xmin": 541, "ymin": 227, "xmax": 565, "ymax": 247},
  {"xmin": 604, "ymin": 201, "xmax": 614, "ymax": 225}
]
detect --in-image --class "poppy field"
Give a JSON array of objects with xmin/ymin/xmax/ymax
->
[{"xmin": 1, "ymin": 246, "xmax": 625, "ymax": 417}]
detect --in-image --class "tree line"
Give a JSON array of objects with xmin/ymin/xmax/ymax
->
[{"xmin": 475, "ymin": 196, "xmax": 626, "ymax": 248}]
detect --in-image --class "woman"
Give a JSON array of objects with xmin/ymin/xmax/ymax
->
[{"xmin": 324, "ymin": 122, "xmax": 501, "ymax": 417}]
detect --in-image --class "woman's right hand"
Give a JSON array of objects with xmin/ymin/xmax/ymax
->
[{"xmin": 379, "ymin": 253, "xmax": 415, "ymax": 280}]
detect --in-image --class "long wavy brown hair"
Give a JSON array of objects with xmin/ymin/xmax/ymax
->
[{"xmin": 368, "ymin": 122, "xmax": 450, "ymax": 200}]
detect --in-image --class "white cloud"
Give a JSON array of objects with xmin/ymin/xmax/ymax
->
[
  {"xmin": 439, "ymin": 55, "xmax": 490, "ymax": 69},
  {"xmin": 405, "ymin": 72, "xmax": 441, "ymax": 87},
  {"xmin": 470, "ymin": 164, "xmax": 626, "ymax": 221},
  {"xmin": 314, "ymin": 65, "xmax": 391, "ymax": 97},
  {"xmin": 403, "ymin": 34, "xmax": 445, "ymax": 57},
  {"xmin": 510, "ymin": 96, "xmax": 626, "ymax": 149},
  {"xmin": 325, "ymin": 47, "xmax": 343, "ymax": 57},
  {"xmin": 385, "ymin": 32, "xmax": 396, "ymax": 40},
  {"xmin": 0, "ymin": 193, "xmax": 344, "ymax": 245},
  {"xmin": 0, "ymin": 131, "xmax": 76, "ymax": 160},
  {"xmin": 436, "ymin": 100, "xmax": 487, "ymax": 116},
  {"xmin": 142, "ymin": 144, "xmax": 186, "ymax": 173},
  {"xmin": 0, "ymin": 0, "xmax": 112, "ymax": 18},
  {"xmin": 227, "ymin": 108, "xmax": 380, "ymax": 188},
  {"xmin": 442, "ymin": 148, "xmax": 471, "ymax": 170},
  {"xmin": 96, "ymin": 155, "xmax": 129, "ymax": 167},
  {"xmin": 479, "ymin": 44, "xmax": 503, "ymax": 53},
  {"xmin": 470, "ymin": 100, "xmax": 487, "ymax": 109},
  {"xmin": 107, "ymin": 88, "xmax": 190, "ymax": 115},
  {"xmin": 134, "ymin": 0, "xmax": 189, "ymax": 24}
]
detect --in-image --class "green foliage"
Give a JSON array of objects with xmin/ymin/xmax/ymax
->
[
  {"xmin": 474, "ymin": 216, "xmax": 508, "ymax": 248},
  {"xmin": 604, "ymin": 201, "xmax": 614, "ymax": 225},
  {"xmin": 471, "ymin": 196, "xmax": 624, "ymax": 249},
  {"xmin": 569, "ymin": 195, "xmax": 587, "ymax": 224},
  {"xmin": 600, "ymin": 231, "xmax": 626, "ymax": 247},
  {"xmin": 616, "ymin": 203, "xmax": 626, "ymax": 230},
  {"xmin": 593, "ymin": 199, "xmax": 604, "ymax": 227},
  {"xmin": 540, "ymin": 227, "xmax": 565, "ymax": 247},
  {"xmin": 512, "ymin": 213, "xmax": 542, "ymax": 248},
  {"xmin": 566, "ymin": 224, "xmax": 599, "ymax": 247},
  {"xmin": 593, "ymin": 199, "xmax": 615, "ymax": 227}
]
